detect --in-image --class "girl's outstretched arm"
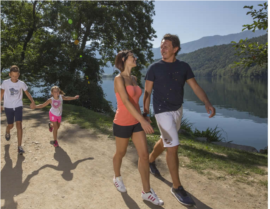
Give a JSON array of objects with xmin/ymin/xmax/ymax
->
[
  {"xmin": 34, "ymin": 99, "xmax": 51, "ymax": 109},
  {"xmin": 62, "ymin": 95, "xmax": 79, "ymax": 101}
]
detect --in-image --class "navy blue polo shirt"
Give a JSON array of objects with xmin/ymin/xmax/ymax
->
[{"xmin": 145, "ymin": 59, "xmax": 195, "ymax": 114}]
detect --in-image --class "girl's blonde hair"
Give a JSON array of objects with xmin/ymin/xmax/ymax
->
[{"xmin": 51, "ymin": 86, "xmax": 65, "ymax": 96}]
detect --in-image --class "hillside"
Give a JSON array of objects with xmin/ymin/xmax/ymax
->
[
  {"xmin": 177, "ymin": 34, "xmax": 267, "ymax": 77},
  {"xmin": 152, "ymin": 30, "xmax": 267, "ymax": 59},
  {"xmin": 101, "ymin": 30, "xmax": 267, "ymax": 75}
]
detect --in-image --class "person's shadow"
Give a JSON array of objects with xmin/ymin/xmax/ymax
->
[
  {"xmin": 121, "ymin": 192, "xmax": 165, "ymax": 209},
  {"xmin": 154, "ymin": 175, "xmax": 213, "ymax": 209},
  {"xmin": 37, "ymin": 146, "xmax": 94, "ymax": 181},
  {"xmin": 1, "ymin": 144, "xmax": 40, "ymax": 209}
]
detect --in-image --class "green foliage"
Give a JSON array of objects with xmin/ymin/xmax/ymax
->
[
  {"xmin": 1, "ymin": 1, "xmax": 156, "ymax": 113},
  {"xmin": 260, "ymin": 146, "xmax": 269, "ymax": 155},
  {"xmin": 231, "ymin": 2, "xmax": 268, "ymax": 67},
  {"xmin": 175, "ymin": 35, "xmax": 267, "ymax": 78},
  {"xmin": 193, "ymin": 126, "xmax": 225, "ymax": 142}
]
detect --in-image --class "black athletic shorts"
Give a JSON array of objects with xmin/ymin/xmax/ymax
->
[
  {"xmin": 113, "ymin": 123, "xmax": 143, "ymax": 138},
  {"xmin": 5, "ymin": 106, "xmax": 23, "ymax": 124}
]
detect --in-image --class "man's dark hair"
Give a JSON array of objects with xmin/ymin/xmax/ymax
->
[
  {"xmin": 10, "ymin": 65, "xmax": 20, "ymax": 73},
  {"xmin": 162, "ymin": 34, "xmax": 181, "ymax": 56}
]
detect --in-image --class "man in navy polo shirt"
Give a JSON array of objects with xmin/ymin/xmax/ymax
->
[{"xmin": 143, "ymin": 34, "xmax": 216, "ymax": 206}]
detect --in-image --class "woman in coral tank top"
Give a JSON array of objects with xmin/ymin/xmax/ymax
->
[{"xmin": 112, "ymin": 50, "xmax": 164, "ymax": 206}]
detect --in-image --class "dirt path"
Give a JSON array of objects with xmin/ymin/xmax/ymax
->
[{"xmin": 1, "ymin": 107, "xmax": 267, "ymax": 209}]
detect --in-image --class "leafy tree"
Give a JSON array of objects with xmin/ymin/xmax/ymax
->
[
  {"xmin": 1, "ymin": 1, "xmax": 156, "ymax": 113},
  {"xmin": 231, "ymin": 2, "xmax": 268, "ymax": 67}
]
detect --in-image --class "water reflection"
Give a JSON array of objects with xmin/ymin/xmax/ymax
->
[
  {"xmin": 184, "ymin": 77, "xmax": 267, "ymax": 119},
  {"xmin": 100, "ymin": 76, "xmax": 267, "ymax": 150}
]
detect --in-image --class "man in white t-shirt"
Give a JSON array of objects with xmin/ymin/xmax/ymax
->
[{"xmin": 1, "ymin": 65, "xmax": 35, "ymax": 154}]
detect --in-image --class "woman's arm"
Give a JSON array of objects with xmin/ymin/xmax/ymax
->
[
  {"xmin": 115, "ymin": 76, "xmax": 153, "ymax": 134},
  {"xmin": 62, "ymin": 95, "xmax": 79, "ymax": 101},
  {"xmin": 35, "ymin": 99, "xmax": 52, "ymax": 109}
]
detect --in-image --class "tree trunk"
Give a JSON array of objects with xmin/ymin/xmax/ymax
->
[{"xmin": 21, "ymin": 1, "xmax": 37, "ymax": 62}]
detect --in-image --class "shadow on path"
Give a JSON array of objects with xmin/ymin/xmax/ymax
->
[
  {"xmin": 155, "ymin": 175, "xmax": 213, "ymax": 209},
  {"xmin": 1, "ymin": 145, "xmax": 39, "ymax": 209},
  {"xmin": 121, "ymin": 192, "xmax": 165, "ymax": 209},
  {"xmin": 37, "ymin": 146, "xmax": 94, "ymax": 181},
  {"xmin": 121, "ymin": 193, "xmax": 141, "ymax": 209}
]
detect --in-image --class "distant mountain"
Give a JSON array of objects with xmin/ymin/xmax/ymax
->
[
  {"xmin": 151, "ymin": 30, "xmax": 267, "ymax": 60},
  {"xmin": 176, "ymin": 34, "xmax": 268, "ymax": 78}
]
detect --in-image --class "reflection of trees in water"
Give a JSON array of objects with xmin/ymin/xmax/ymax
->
[
  {"xmin": 184, "ymin": 77, "xmax": 267, "ymax": 118},
  {"xmin": 1, "ymin": 145, "xmax": 40, "ymax": 209}
]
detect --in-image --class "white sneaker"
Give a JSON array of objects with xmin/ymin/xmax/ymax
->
[
  {"xmin": 113, "ymin": 176, "xmax": 127, "ymax": 192},
  {"xmin": 141, "ymin": 188, "xmax": 164, "ymax": 206}
]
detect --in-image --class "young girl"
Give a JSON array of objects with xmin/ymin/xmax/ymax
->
[{"xmin": 34, "ymin": 86, "xmax": 79, "ymax": 147}]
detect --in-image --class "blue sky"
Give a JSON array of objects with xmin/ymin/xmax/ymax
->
[{"xmin": 151, "ymin": 1, "xmax": 266, "ymax": 48}]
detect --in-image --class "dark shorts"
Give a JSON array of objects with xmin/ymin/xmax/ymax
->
[
  {"xmin": 113, "ymin": 123, "xmax": 143, "ymax": 138},
  {"xmin": 4, "ymin": 106, "xmax": 23, "ymax": 124}
]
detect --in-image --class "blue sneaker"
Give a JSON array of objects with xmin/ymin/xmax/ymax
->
[
  {"xmin": 18, "ymin": 146, "xmax": 25, "ymax": 155},
  {"xmin": 149, "ymin": 161, "xmax": 161, "ymax": 176},
  {"xmin": 5, "ymin": 133, "xmax": 10, "ymax": 141},
  {"xmin": 171, "ymin": 186, "xmax": 195, "ymax": 206}
]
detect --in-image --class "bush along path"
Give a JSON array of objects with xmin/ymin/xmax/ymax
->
[{"xmin": 1, "ymin": 105, "xmax": 267, "ymax": 209}]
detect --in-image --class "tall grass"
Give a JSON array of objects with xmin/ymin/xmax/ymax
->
[
  {"xmin": 180, "ymin": 117, "xmax": 193, "ymax": 134},
  {"xmin": 193, "ymin": 126, "xmax": 226, "ymax": 142}
]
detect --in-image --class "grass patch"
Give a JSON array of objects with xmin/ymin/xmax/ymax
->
[
  {"xmin": 259, "ymin": 180, "xmax": 268, "ymax": 188},
  {"xmin": 177, "ymin": 138, "xmax": 267, "ymax": 177},
  {"xmin": 62, "ymin": 104, "xmax": 113, "ymax": 135}
]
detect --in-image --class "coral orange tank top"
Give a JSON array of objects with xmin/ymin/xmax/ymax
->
[{"xmin": 113, "ymin": 85, "xmax": 142, "ymax": 126}]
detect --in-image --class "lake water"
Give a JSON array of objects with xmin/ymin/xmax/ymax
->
[{"xmin": 100, "ymin": 76, "xmax": 268, "ymax": 151}]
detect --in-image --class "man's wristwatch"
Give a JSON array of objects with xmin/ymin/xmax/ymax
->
[{"xmin": 143, "ymin": 113, "xmax": 150, "ymax": 117}]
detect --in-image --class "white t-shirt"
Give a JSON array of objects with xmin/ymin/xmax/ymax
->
[
  {"xmin": 1, "ymin": 79, "xmax": 28, "ymax": 108},
  {"xmin": 50, "ymin": 95, "xmax": 63, "ymax": 116}
]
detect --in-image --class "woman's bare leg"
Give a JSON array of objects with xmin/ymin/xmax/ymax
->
[
  {"xmin": 113, "ymin": 137, "xmax": 129, "ymax": 177},
  {"xmin": 131, "ymin": 131, "xmax": 150, "ymax": 192}
]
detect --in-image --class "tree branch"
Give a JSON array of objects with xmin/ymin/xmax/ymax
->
[{"xmin": 21, "ymin": 1, "xmax": 38, "ymax": 62}]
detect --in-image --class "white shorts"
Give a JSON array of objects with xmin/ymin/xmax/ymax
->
[{"xmin": 155, "ymin": 106, "xmax": 183, "ymax": 147}]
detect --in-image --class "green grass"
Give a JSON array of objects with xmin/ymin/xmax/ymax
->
[
  {"xmin": 178, "ymin": 138, "xmax": 267, "ymax": 176},
  {"xmin": 62, "ymin": 104, "xmax": 113, "ymax": 135},
  {"xmin": 259, "ymin": 180, "xmax": 268, "ymax": 188},
  {"xmin": 24, "ymin": 99, "xmax": 268, "ymax": 186}
]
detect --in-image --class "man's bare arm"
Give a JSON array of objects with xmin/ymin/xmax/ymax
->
[
  {"xmin": 186, "ymin": 78, "xmax": 216, "ymax": 118},
  {"xmin": 143, "ymin": 80, "xmax": 154, "ymax": 114}
]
